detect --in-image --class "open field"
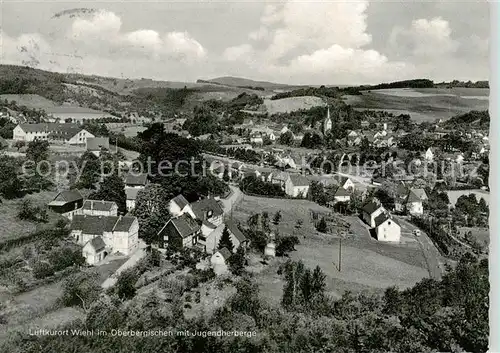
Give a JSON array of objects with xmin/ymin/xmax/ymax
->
[
  {"xmin": 0, "ymin": 191, "xmax": 59, "ymax": 242},
  {"xmin": 0, "ymin": 94, "xmax": 58, "ymax": 108},
  {"xmin": 263, "ymin": 96, "xmax": 325, "ymax": 114},
  {"xmin": 233, "ymin": 195, "xmax": 430, "ymax": 301},
  {"xmin": 108, "ymin": 125, "xmax": 147, "ymax": 137},
  {"xmin": 344, "ymin": 87, "xmax": 489, "ymax": 122}
]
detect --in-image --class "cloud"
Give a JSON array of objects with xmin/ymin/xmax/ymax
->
[
  {"xmin": 220, "ymin": 0, "xmax": 406, "ymax": 84},
  {"xmin": 67, "ymin": 10, "xmax": 206, "ymax": 62},
  {"xmin": 389, "ymin": 17, "xmax": 459, "ymax": 58}
]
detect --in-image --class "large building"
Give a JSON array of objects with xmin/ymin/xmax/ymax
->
[{"xmin": 13, "ymin": 123, "xmax": 94, "ymax": 144}]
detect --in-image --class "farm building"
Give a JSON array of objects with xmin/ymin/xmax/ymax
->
[
  {"xmin": 81, "ymin": 200, "xmax": 118, "ymax": 217},
  {"xmin": 86, "ymin": 137, "xmax": 110, "ymax": 157},
  {"xmin": 82, "ymin": 236, "xmax": 107, "ymax": 265},
  {"xmin": 48, "ymin": 189, "xmax": 84, "ymax": 220},
  {"xmin": 405, "ymin": 190, "xmax": 424, "ymax": 216}
]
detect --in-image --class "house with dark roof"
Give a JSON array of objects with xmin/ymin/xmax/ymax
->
[
  {"xmin": 361, "ymin": 200, "xmax": 386, "ymax": 227},
  {"xmin": 70, "ymin": 214, "xmax": 139, "ymax": 261},
  {"xmin": 82, "ymin": 236, "xmax": 107, "ymax": 265},
  {"xmin": 374, "ymin": 213, "xmax": 401, "ymax": 242},
  {"xmin": 198, "ymin": 220, "xmax": 248, "ymax": 254},
  {"xmin": 285, "ymin": 174, "xmax": 310, "ymax": 198},
  {"xmin": 86, "ymin": 137, "xmax": 110, "ymax": 157},
  {"xmin": 124, "ymin": 172, "xmax": 148, "ymax": 188},
  {"xmin": 331, "ymin": 186, "xmax": 351, "ymax": 204},
  {"xmin": 48, "ymin": 190, "xmax": 84, "ymax": 220},
  {"xmin": 158, "ymin": 214, "xmax": 201, "ymax": 249},
  {"xmin": 405, "ymin": 190, "xmax": 424, "ymax": 216},
  {"xmin": 125, "ymin": 188, "xmax": 141, "ymax": 212},
  {"xmin": 81, "ymin": 200, "xmax": 118, "ymax": 217},
  {"xmin": 191, "ymin": 197, "xmax": 224, "ymax": 227}
]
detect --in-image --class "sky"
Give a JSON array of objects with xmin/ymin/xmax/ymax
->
[{"xmin": 0, "ymin": 0, "xmax": 491, "ymax": 85}]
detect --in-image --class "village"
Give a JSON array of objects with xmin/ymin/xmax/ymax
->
[{"xmin": 0, "ymin": 69, "xmax": 491, "ymax": 352}]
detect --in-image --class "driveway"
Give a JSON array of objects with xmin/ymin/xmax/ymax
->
[
  {"xmin": 101, "ymin": 240, "xmax": 148, "ymax": 289},
  {"xmin": 220, "ymin": 185, "xmax": 242, "ymax": 215}
]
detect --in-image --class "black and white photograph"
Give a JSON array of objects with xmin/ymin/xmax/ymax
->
[{"xmin": 0, "ymin": 0, "xmax": 494, "ymax": 352}]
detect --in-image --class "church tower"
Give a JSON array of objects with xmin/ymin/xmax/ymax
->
[{"xmin": 324, "ymin": 106, "xmax": 332, "ymax": 134}]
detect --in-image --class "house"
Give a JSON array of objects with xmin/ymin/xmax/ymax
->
[
  {"xmin": 158, "ymin": 214, "xmax": 201, "ymax": 249},
  {"xmin": 424, "ymin": 147, "xmax": 435, "ymax": 161},
  {"xmin": 82, "ymin": 237, "xmax": 107, "ymax": 265},
  {"xmin": 250, "ymin": 134, "xmax": 263, "ymax": 144},
  {"xmin": 86, "ymin": 137, "xmax": 110, "ymax": 157},
  {"xmin": 336, "ymin": 176, "xmax": 355, "ymax": 191},
  {"xmin": 260, "ymin": 171, "xmax": 273, "ymax": 183},
  {"xmin": 124, "ymin": 172, "xmax": 148, "ymax": 189},
  {"xmin": 168, "ymin": 194, "xmax": 196, "ymax": 218},
  {"xmin": 374, "ymin": 213, "xmax": 401, "ymax": 242},
  {"xmin": 190, "ymin": 197, "xmax": 224, "ymax": 227},
  {"xmin": 210, "ymin": 164, "xmax": 226, "ymax": 179},
  {"xmin": 241, "ymin": 168, "xmax": 261, "ymax": 180},
  {"xmin": 70, "ymin": 214, "xmax": 139, "ymax": 256},
  {"xmin": 81, "ymin": 200, "xmax": 118, "ymax": 216},
  {"xmin": 125, "ymin": 188, "xmax": 141, "ymax": 212},
  {"xmin": 285, "ymin": 174, "xmax": 310, "ymax": 198},
  {"xmin": 48, "ymin": 190, "xmax": 84, "ymax": 220},
  {"xmin": 199, "ymin": 220, "xmax": 248, "ymax": 254},
  {"xmin": 332, "ymin": 187, "xmax": 351, "ymax": 203},
  {"xmin": 13, "ymin": 123, "xmax": 94, "ymax": 144},
  {"xmin": 410, "ymin": 188, "xmax": 428, "ymax": 202},
  {"xmin": 405, "ymin": 190, "xmax": 424, "ymax": 216},
  {"xmin": 361, "ymin": 200, "xmax": 386, "ymax": 227},
  {"xmin": 276, "ymin": 156, "xmax": 297, "ymax": 170},
  {"xmin": 211, "ymin": 247, "xmax": 232, "ymax": 275}
]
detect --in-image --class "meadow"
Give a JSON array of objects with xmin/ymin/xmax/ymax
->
[{"xmin": 345, "ymin": 87, "xmax": 489, "ymax": 122}]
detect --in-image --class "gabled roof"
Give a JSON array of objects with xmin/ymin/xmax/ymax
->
[
  {"xmin": 86, "ymin": 137, "xmax": 110, "ymax": 151},
  {"xmin": 410, "ymin": 188, "xmax": 428, "ymax": 201},
  {"xmin": 202, "ymin": 220, "xmax": 217, "ymax": 230},
  {"xmin": 168, "ymin": 214, "xmax": 201, "ymax": 238},
  {"xmin": 288, "ymin": 174, "xmax": 310, "ymax": 187},
  {"xmin": 83, "ymin": 200, "xmax": 117, "ymax": 212},
  {"xmin": 88, "ymin": 236, "xmax": 106, "ymax": 252},
  {"xmin": 71, "ymin": 215, "xmax": 136, "ymax": 235},
  {"xmin": 226, "ymin": 220, "xmax": 247, "ymax": 243},
  {"xmin": 334, "ymin": 187, "xmax": 350, "ymax": 197},
  {"xmin": 171, "ymin": 194, "xmax": 190, "ymax": 209},
  {"xmin": 361, "ymin": 200, "xmax": 383, "ymax": 215},
  {"xmin": 374, "ymin": 213, "xmax": 400, "ymax": 227},
  {"xmin": 48, "ymin": 126, "xmax": 84, "ymax": 140},
  {"xmin": 191, "ymin": 198, "xmax": 224, "ymax": 220},
  {"xmin": 18, "ymin": 123, "xmax": 80, "ymax": 133},
  {"xmin": 49, "ymin": 190, "xmax": 83, "ymax": 205},
  {"xmin": 216, "ymin": 247, "xmax": 232, "ymax": 260},
  {"xmin": 125, "ymin": 188, "xmax": 141, "ymax": 201},
  {"xmin": 124, "ymin": 173, "xmax": 148, "ymax": 186},
  {"xmin": 406, "ymin": 190, "xmax": 422, "ymax": 203}
]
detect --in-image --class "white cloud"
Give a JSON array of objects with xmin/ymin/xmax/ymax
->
[
  {"xmin": 223, "ymin": 44, "xmax": 253, "ymax": 62},
  {"xmin": 389, "ymin": 17, "xmax": 459, "ymax": 58}
]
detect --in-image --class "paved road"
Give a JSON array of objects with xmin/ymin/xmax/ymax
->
[
  {"xmin": 101, "ymin": 240, "xmax": 148, "ymax": 289},
  {"xmin": 396, "ymin": 216, "xmax": 444, "ymax": 280}
]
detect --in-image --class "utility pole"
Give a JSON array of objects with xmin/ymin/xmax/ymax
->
[{"xmin": 338, "ymin": 235, "xmax": 342, "ymax": 272}]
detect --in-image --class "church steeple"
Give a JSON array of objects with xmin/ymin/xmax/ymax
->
[{"xmin": 324, "ymin": 106, "xmax": 332, "ymax": 134}]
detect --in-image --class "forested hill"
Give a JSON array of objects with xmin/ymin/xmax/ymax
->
[{"xmin": 443, "ymin": 110, "xmax": 490, "ymax": 129}]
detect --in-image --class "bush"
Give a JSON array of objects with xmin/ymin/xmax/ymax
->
[
  {"xmin": 17, "ymin": 199, "xmax": 49, "ymax": 223},
  {"xmin": 33, "ymin": 261, "xmax": 55, "ymax": 279}
]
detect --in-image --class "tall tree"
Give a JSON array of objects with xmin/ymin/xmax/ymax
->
[
  {"xmin": 90, "ymin": 173, "xmax": 127, "ymax": 213},
  {"xmin": 218, "ymin": 226, "xmax": 234, "ymax": 252}
]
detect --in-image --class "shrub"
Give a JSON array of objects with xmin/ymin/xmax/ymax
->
[{"xmin": 33, "ymin": 261, "xmax": 55, "ymax": 279}]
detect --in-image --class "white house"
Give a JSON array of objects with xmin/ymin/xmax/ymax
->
[
  {"xmin": 285, "ymin": 174, "xmax": 310, "ymax": 198},
  {"xmin": 199, "ymin": 220, "xmax": 248, "ymax": 254},
  {"xmin": 361, "ymin": 200, "xmax": 386, "ymax": 227},
  {"xmin": 168, "ymin": 194, "xmax": 196, "ymax": 219},
  {"xmin": 13, "ymin": 123, "xmax": 94, "ymax": 144},
  {"xmin": 82, "ymin": 237, "xmax": 107, "ymax": 265},
  {"xmin": 70, "ymin": 215, "xmax": 139, "ymax": 262},
  {"xmin": 333, "ymin": 187, "xmax": 351, "ymax": 203},
  {"xmin": 424, "ymin": 147, "xmax": 435, "ymax": 162},
  {"xmin": 374, "ymin": 213, "xmax": 401, "ymax": 242},
  {"xmin": 405, "ymin": 190, "xmax": 424, "ymax": 216},
  {"xmin": 125, "ymin": 188, "xmax": 141, "ymax": 212},
  {"xmin": 211, "ymin": 247, "xmax": 232, "ymax": 275}
]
